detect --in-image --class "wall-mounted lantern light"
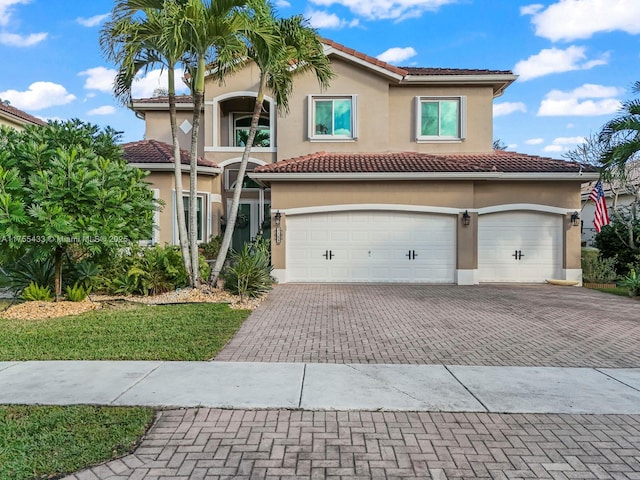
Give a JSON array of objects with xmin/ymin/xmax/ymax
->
[
  {"xmin": 274, "ymin": 211, "xmax": 282, "ymax": 244},
  {"xmin": 462, "ymin": 210, "xmax": 471, "ymax": 226},
  {"xmin": 274, "ymin": 211, "xmax": 281, "ymax": 227},
  {"xmin": 570, "ymin": 211, "xmax": 580, "ymax": 227}
]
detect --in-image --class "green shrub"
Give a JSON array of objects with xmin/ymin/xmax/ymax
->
[
  {"xmin": 0, "ymin": 251, "xmax": 55, "ymax": 295},
  {"xmin": 70, "ymin": 260, "xmax": 101, "ymax": 290},
  {"xmin": 21, "ymin": 282, "xmax": 54, "ymax": 302},
  {"xmin": 594, "ymin": 215, "xmax": 640, "ymax": 276},
  {"xmin": 581, "ymin": 249, "xmax": 618, "ymax": 283},
  {"xmin": 200, "ymin": 235, "xmax": 222, "ymax": 260},
  {"xmin": 222, "ymin": 237, "xmax": 273, "ymax": 300},
  {"xmin": 97, "ymin": 244, "xmax": 210, "ymax": 296},
  {"xmin": 65, "ymin": 283, "xmax": 91, "ymax": 302}
]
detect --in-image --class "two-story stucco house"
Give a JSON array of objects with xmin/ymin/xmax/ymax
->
[{"xmin": 125, "ymin": 39, "xmax": 598, "ymax": 285}]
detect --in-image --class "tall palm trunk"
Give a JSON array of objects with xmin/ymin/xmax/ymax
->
[
  {"xmin": 168, "ymin": 67, "xmax": 193, "ymax": 284},
  {"xmin": 210, "ymin": 74, "xmax": 267, "ymax": 285},
  {"xmin": 188, "ymin": 58, "xmax": 207, "ymax": 287}
]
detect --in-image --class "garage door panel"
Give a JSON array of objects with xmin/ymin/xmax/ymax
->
[
  {"xmin": 286, "ymin": 211, "xmax": 456, "ymax": 283},
  {"xmin": 478, "ymin": 212, "xmax": 562, "ymax": 283}
]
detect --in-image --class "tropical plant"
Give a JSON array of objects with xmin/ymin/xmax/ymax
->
[
  {"xmin": 0, "ymin": 121, "xmax": 159, "ymax": 299},
  {"xmin": 619, "ymin": 268, "xmax": 640, "ymax": 296},
  {"xmin": 594, "ymin": 214, "xmax": 640, "ymax": 275},
  {"xmin": 0, "ymin": 250, "xmax": 55, "ymax": 295},
  {"xmin": 210, "ymin": 5, "xmax": 334, "ymax": 285},
  {"xmin": 65, "ymin": 283, "xmax": 91, "ymax": 302},
  {"xmin": 221, "ymin": 236, "xmax": 273, "ymax": 299},
  {"xmin": 101, "ymin": 0, "xmax": 193, "ymax": 285},
  {"xmin": 21, "ymin": 282, "xmax": 54, "ymax": 302},
  {"xmin": 580, "ymin": 249, "xmax": 617, "ymax": 284},
  {"xmin": 200, "ymin": 234, "xmax": 222, "ymax": 260}
]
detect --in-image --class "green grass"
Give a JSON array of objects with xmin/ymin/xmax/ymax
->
[
  {"xmin": 591, "ymin": 286, "xmax": 632, "ymax": 297},
  {"xmin": 0, "ymin": 303, "xmax": 250, "ymax": 361},
  {"xmin": 0, "ymin": 405, "xmax": 153, "ymax": 480}
]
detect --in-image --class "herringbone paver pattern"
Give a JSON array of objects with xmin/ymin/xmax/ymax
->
[
  {"xmin": 65, "ymin": 408, "xmax": 640, "ymax": 480},
  {"xmin": 215, "ymin": 285, "xmax": 640, "ymax": 366}
]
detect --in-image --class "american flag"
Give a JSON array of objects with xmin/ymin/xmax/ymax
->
[{"xmin": 588, "ymin": 180, "xmax": 610, "ymax": 233}]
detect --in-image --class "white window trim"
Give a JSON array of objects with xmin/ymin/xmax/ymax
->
[
  {"xmin": 307, "ymin": 94, "xmax": 358, "ymax": 142},
  {"xmin": 139, "ymin": 189, "xmax": 161, "ymax": 246},
  {"xmin": 172, "ymin": 190, "xmax": 210, "ymax": 245},
  {"xmin": 415, "ymin": 96, "xmax": 466, "ymax": 143}
]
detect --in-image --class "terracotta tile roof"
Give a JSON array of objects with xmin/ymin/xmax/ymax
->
[
  {"xmin": 0, "ymin": 102, "xmax": 46, "ymax": 126},
  {"xmin": 253, "ymin": 150, "xmax": 595, "ymax": 175},
  {"xmin": 402, "ymin": 67, "xmax": 514, "ymax": 76},
  {"xmin": 122, "ymin": 139, "xmax": 217, "ymax": 168},
  {"xmin": 321, "ymin": 38, "xmax": 408, "ymax": 77},
  {"xmin": 132, "ymin": 95, "xmax": 193, "ymax": 104}
]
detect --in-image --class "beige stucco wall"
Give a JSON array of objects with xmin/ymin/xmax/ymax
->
[
  {"xmin": 145, "ymin": 171, "xmax": 222, "ymax": 245},
  {"xmin": 0, "ymin": 116, "xmax": 26, "ymax": 130},
  {"xmin": 268, "ymin": 180, "xmax": 583, "ymax": 273},
  {"xmin": 143, "ymin": 110, "xmax": 205, "ymax": 158},
  {"xmin": 388, "ymin": 85, "xmax": 494, "ymax": 153}
]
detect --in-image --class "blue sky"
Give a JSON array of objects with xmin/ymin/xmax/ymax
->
[{"xmin": 0, "ymin": 0, "xmax": 638, "ymax": 158}]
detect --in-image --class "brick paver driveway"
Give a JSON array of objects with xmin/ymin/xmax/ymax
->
[
  {"xmin": 67, "ymin": 408, "xmax": 640, "ymax": 480},
  {"xmin": 216, "ymin": 284, "xmax": 640, "ymax": 367}
]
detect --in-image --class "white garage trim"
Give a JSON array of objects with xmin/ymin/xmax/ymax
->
[
  {"xmin": 477, "ymin": 204, "xmax": 576, "ymax": 215},
  {"xmin": 281, "ymin": 204, "xmax": 462, "ymax": 216}
]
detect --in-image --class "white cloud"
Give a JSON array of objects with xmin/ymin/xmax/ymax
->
[
  {"xmin": 376, "ymin": 47, "xmax": 417, "ymax": 64},
  {"xmin": 525, "ymin": 138, "xmax": 544, "ymax": 145},
  {"xmin": 309, "ymin": 0, "xmax": 459, "ymax": 21},
  {"xmin": 0, "ymin": 0, "xmax": 30, "ymax": 27},
  {"xmin": 520, "ymin": 4, "xmax": 544, "ymax": 16},
  {"xmin": 131, "ymin": 68, "xmax": 188, "ymax": 99},
  {"xmin": 525, "ymin": 0, "xmax": 640, "ymax": 42},
  {"xmin": 0, "ymin": 31, "xmax": 46, "ymax": 46},
  {"xmin": 76, "ymin": 13, "xmax": 109, "ymax": 27},
  {"xmin": 543, "ymin": 136, "xmax": 587, "ymax": 153},
  {"xmin": 307, "ymin": 9, "xmax": 359, "ymax": 29},
  {"xmin": 0, "ymin": 82, "xmax": 76, "ymax": 110},
  {"xmin": 538, "ymin": 84, "xmax": 623, "ymax": 116},
  {"xmin": 78, "ymin": 67, "xmax": 117, "ymax": 93},
  {"xmin": 275, "ymin": 0, "xmax": 291, "ymax": 7},
  {"xmin": 87, "ymin": 105, "xmax": 116, "ymax": 116},
  {"xmin": 567, "ymin": 123, "xmax": 575, "ymax": 128},
  {"xmin": 514, "ymin": 46, "xmax": 608, "ymax": 81},
  {"xmin": 543, "ymin": 145, "xmax": 565, "ymax": 153},
  {"xmin": 493, "ymin": 102, "xmax": 527, "ymax": 117},
  {"xmin": 507, "ymin": 144, "xmax": 518, "ymax": 149}
]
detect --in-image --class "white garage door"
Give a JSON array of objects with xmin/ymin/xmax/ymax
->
[
  {"xmin": 478, "ymin": 211, "xmax": 562, "ymax": 283},
  {"xmin": 286, "ymin": 211, "xmax": 456, "ymax": 283}
]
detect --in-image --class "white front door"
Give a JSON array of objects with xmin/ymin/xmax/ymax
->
[
  {"xmin": 478, "ymin": 211, "xmax": 563, "ymax": 283},
  {"xmin": 286, "ymin": 211, "xmax": 456, "ymax": 283}
]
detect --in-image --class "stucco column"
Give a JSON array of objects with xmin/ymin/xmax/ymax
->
[
  {"xmin": 456, "ymin": 211, "xmax": 478, "ymax": 285},
  {"xmin": 564, "ymin": 213, "xmax": 583, "ymax": 284}
]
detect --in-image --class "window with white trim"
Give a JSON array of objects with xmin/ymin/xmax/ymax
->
[
  {"xmin": 183, "ymin": 194, "xmax": 206, "ymax": 242},
  {"xmin": 308, "ymin": 95, "xmax": 357, "ymax": 140},
  {"xmin": 415, "ymin": 96, "xmax": 465, "ymax": 141}
]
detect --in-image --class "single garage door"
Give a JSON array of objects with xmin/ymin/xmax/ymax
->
[
  {"xmin": 286, "ymin": 211, "xmax": 456, "ymax": 283},
  {"xmin": 478, "ymin": 211, "xmax": 562, "ymax": 283}
]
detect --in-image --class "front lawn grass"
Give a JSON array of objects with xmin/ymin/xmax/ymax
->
[
  {"xmin": 591, "ymin": 286, "xmax": 630, "ymax": 297},
  {"xmin": 0, "ymin": 405, "xmax": 154, "ymax": 480},
  {"xmin": 0, "ymin": 303, "xmax": 250, "ymax": 361}
]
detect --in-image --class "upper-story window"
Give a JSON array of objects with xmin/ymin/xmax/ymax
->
[
  {"xmin": 234, "ymin": 115, "xmax": 270, "ymax": 147},
  {"xmin": 308, "ymin": 95, "xmax": 357, "ymax": 141},
  {"xmin": 416, "ymin": 96, "xmax": 466, "ymax": 142}
]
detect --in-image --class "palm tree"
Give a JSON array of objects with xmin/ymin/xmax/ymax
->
[
  {"xmin": 180, "ymin": 0, "xmax": 271, "ymax": 286},
  {"xmin": 209, "ymin": 6, "xmax": 334, "ymax": 285},
  {"xmin": 100, "ymin": 0, "xmax": 194, "ymax": 284},
  {"xmin": 600, "ymin": 80, "xmax": 640, "ymax": 176}
]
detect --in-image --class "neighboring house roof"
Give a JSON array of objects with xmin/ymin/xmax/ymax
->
[
  {"xmin": 132, "ymin": 95, "xmax": 193, "ymax": 104},
  {"xmin": 0, "ymin": 102, "xmax": 46, "ymax": 126},
  {"xmin": 581, "ymin": 160, "xmax": 640, "ymax": 199},
  {"xmin": 253, "ymin": 151, "xmax": 595, "ymax": 176},
  {"xmin": 122, "ymin": 139, "xmax": 218, "ymax": 168}
]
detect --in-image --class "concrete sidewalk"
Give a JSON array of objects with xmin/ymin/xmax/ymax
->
[{"xmin": 1, "ymin": 361, "xmax": 639, "ymax": 414}]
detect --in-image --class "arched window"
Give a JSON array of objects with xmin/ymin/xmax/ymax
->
[{"xmin": 234, "ymin": 115, "xmax": 270, "ymax": 147}]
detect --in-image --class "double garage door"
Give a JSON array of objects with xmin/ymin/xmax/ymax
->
[
  {"xmin": 286, "ymin": 211, "xmax": 456, "ymax": 283},
  {"xmin": 286, "ymin": 210, "xmax": 563, "ymax": 283}
]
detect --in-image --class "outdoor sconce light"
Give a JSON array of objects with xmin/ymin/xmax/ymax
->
[
  {"xmin": 570, "ymin": 211, "xmax": 580, "ymax": 227},
  {"xmin": 274, "ymin": 211, "xmax": 282, "ymax": 245},
  {"xmin": 462, "ymin": 210, "xmax": 471, "ymax": 226}
]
